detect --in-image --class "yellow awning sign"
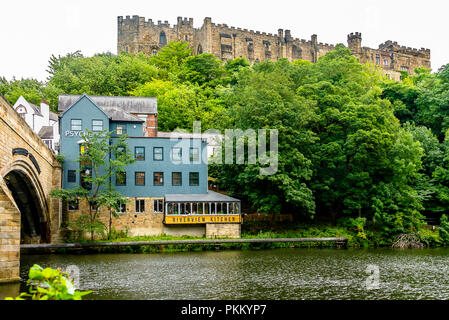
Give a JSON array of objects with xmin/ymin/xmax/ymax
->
[{"xmin": 164, "ymin": 214, "xmax": 241, "ymax": 224}]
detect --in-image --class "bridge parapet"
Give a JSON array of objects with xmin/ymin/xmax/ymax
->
[{"xmin": 0, "ymin": 94, "xmax": 62, "ymax": 283}]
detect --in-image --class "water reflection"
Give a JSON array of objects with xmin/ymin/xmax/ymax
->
[{"xmin": 9, "ymin": 248, "xmax": 449, "ymax": 300}]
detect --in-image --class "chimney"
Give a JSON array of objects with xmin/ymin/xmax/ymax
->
[{"xmin": 40, "ymin": 99, "xmax": 50, "ymax": 126}]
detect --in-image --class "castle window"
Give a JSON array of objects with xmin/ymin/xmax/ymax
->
[
  {"xmin": 197, "ymin": 44, "xmax": 203, "ymax": 54},
  {"xmin": 292, "ymin": 45, "xmax": 302, "ymax": 61},
  {"xmin": 376, "ymin": 55, "xmax": 380, "ymax": 65},
  {"xmin": 383, "ymin": 60, "xmax": 389, "ymax": 66},
  {"xmin": 401, "ymin": 66, "xmax": 409, "ymax": 71},
  {"xmin": 159, "ymin": 31, "xmax": 167, "ymax": 46},
  {"xmin": 185, "ymin": 35, "xmax": 188, "ymax": 41}
]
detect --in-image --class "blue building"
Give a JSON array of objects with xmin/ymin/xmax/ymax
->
[{"xmin": 58, "ymin": 94, "xmax": 241, "ymax": 237}]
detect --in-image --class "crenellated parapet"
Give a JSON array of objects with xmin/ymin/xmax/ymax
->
[{"xmin": 118, "ymin": 16, "xmax": 431, "ymax": 74}]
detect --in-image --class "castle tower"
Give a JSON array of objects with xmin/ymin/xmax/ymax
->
[{"xmin": 347, "ymin": 32, "xmax": 362, "ymax": 54}]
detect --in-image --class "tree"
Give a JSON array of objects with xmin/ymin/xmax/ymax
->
[
  {"xmin": 0, "ymin": 77, "xmax": 44, "ymax": 106},
  {"xmin": 150, "ymin": 41, "xmax": 192, "ymax": 72},
  {"xmin": 179, "ymin": 53, "xmax": 224, "ymax": 87},
  {"xmin": 44, "ymin": 52, "xmax": 159, "ymax": 108},
  {"xmin": 50, "ymin": 130, "xmax": 135, "ymax": 240}
]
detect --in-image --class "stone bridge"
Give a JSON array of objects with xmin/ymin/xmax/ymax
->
[{"xmin": 0, "ymin": 95, "xmax": 61, "ymax": 283}]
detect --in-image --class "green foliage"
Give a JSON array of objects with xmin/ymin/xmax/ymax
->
[
  {"xmin": 0, "ymin": 77, "xmax": 44, "ymax": 106},
  {"xmin": 65, "ymin": 213, "xmax": 106, "ymax": 242},
  {"xmin": 5, "ymin": 41, "xmax": 449, "ymax": 242},
  {"xmin": 6, "ymin": 264, "xmax": 91, "ymax": 300},
  {"xmin": 439, "ymin": 214, "xmax": 449, "ymax": 244}
]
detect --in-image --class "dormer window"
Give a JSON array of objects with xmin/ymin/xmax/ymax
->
[{"xmin": 15, "ymin": 105, "xmax": 27, "ymax": 119}]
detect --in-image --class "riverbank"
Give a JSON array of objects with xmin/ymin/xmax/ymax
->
[
  {"xmin": 21, "ymin": 237, "xmax": 348, "ymax": 254},
  {"xmin": 21, "ymin": 221, "xmax": 445, "ymax": 255}
]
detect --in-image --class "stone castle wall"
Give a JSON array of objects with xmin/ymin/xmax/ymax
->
[{"xmin": 118, "ymin": 16, "xmax": 431, "ymax": 74}]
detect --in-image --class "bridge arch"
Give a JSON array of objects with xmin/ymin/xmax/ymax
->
[{"xmin": 0, "ymin": 157, "xmax": 50, "ymax": 244}]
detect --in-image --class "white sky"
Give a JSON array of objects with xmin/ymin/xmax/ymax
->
[{"xmin": 1, "ymin": 0, "xmax": 447, "ymax": 82}]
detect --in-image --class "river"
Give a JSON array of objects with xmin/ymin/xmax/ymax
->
[{"xmin": 2, "ymin": 248, "xmax": 449, "ymax": 299}]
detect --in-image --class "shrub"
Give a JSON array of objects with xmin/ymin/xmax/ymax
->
[{"xmin": 5, "ymin": 265, "xmax": 91, "ymax": 300}]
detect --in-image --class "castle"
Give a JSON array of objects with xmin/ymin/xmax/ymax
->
[{"xmin": 117, "ymin": 16, "xmax": 431, "ymax": 76}]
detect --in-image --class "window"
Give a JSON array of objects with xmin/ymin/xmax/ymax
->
[
  {"xmin": 189, "ymin": 172, "xmax": 199, "ymax": 186},
  {"xmin": 117, "ymin": 202, "xmax": 126, "ymax": 214},
  {"xmin": 154, "ymin": 172, "xmax": 164, "ymax": 186},
  {"xmin": 68, "ymin": 170, "xmax": 76, "ymax": 183},
  {"xmin": 383, "ymin": 59, "xmax": 389, "ymax": 66},
  {"xmin": 172, "ymin": 172, "xmax": 182, "ymax": 186},
  {"xmin": 153, "ymin": 147, "xmax": 163, "ymax": 161},
  {"xmin": 116, "ymin": 171, "xmax": 126, "ymax": 186},
  {"xmin": 44, "ymin": 140, "xmax": 53, "ymax": 149},
  {"xmin": 116, "ymin": 125, "xmax": 127, "ymax": 135},
  {"xmin": 92, "ymin": 120, "xmax": 103, "ymax": 132},
  {"xmin": 135, "ymin": 147, "xmax": 145, "ymax": 161},
  {"xmin": 71, "ymin": 119, "xmax": 82, "ymax": 131},
  {"xmin": 185, "ymin": 35, "xmax": 188, "ymax": 41},
  {"xmin": 190, "ymin": 148, "xmax": 199, "ymax": 162},
  {"xmin": 172, "ymin": 147, "xmax": 182, "ymax": 161},
  {"xmin": 154, "ymin": 199, "xmax": 164, "ymax": 213},
  {"xmin": 68, "ymin": 199, "xmax": 79, "ymax": 211},
  {"xmin": 159, "ymin": 31, "xmax": 167, "ymax": 45},
  {"xmin": 135, "ymin": 172, "xmax": 145, "ymax": 186},
  {"xmin": 90, "ymin": 202, "xmax": 98, "ymax": 212},
  {"xmin": 401, "ymin": 66, "xmax": 409, "ymax": 71},
  {"xmin": 375, "ymin": 55, "xmax": 380, "ymax": 65},
  {"xmin": 152, "ymin": 51, "xmax": 158, "ymax": 56},
  {"xmin": 135, "ymin": 199, "xmax": 145, "ymax": 213},
  {"xmin": 80, "ymin": 168, "xmax": 92, "ymax": 190}
]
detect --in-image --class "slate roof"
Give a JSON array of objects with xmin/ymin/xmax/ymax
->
[
  {"xmin": 58, "ymin": 95, "xmax": 157, "ymax": 114},
  {"xmin": 38, "ymin": 126, "xmax": 54, "ymax": 139},
  {"xmin": 21, "ymin": 103, "xmax": 43, "ymax": 117},
  {"xmin": 101, "ymin": 106, "xmax": 144, "ymax": 122},
  {"xmin": 165, "ymin": 190, "xmax": 240, "ymax": 202},
  {"xmin": 49, "ymin": 111, "xmax": 58, "ymax": 121}
]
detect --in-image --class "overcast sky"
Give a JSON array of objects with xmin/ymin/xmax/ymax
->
[{"xmin": 1, "ymin": 0, "xmax": 447, "ymax": 82}]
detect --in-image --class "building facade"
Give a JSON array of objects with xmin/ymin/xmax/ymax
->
[
  {"xmin": 58, "ymin": 94, "xmax": 241, "ymax": 238},
  {"xmin": 12, "ymin": 96, "xmax": 59, "ymax": 152},
  {"xmin": 118, "ymin": 16, "xmax": 431, "ymax": 74}
]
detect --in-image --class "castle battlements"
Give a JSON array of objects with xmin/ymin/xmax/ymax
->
[{"xmin": 117, "ymin": 16, "xmax": 431, "ymax": 73}]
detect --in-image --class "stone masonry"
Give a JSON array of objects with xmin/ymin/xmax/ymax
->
[
  {"xmin": 0, "ymin": 94, "xmax": 62, "ymax": 283},
  {"xmin": 118, "ymin": 16, "xmax": 431, "ymax": 74}
]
